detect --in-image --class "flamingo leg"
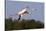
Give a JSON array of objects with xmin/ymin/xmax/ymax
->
[{"xmin": 18, "ymin": 15, "xmax": 21, "ymax": 20}]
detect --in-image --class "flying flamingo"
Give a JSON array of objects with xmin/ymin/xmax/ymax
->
[{"xmin": 16, "ymin": 7, "xmax": 29, "ymax": 21}]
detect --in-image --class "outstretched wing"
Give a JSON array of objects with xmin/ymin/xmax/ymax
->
[{"xmin": 18, "ymin": 8, "xmax": 27, "ymax": 15}]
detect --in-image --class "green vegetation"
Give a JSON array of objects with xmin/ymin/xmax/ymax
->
[{"xmin": 5, "ymin": 18, "xmax": 44, "ymax": 30}]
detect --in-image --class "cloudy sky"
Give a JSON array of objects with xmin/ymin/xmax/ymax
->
[{"xmin": 6, "ymin": 0, "xmax": 44, "ymax": 22}]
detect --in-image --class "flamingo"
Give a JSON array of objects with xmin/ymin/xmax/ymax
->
[{"xmin": 17, "ymin": 7, "xmax": 29, "ymax": 21}]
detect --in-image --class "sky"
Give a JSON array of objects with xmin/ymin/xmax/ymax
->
[{"xmin": 6, "ymin": 0, "xmax": 44, "ymax": 22}]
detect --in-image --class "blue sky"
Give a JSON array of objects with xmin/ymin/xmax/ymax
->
[{"xmin": 6, "ymin": 1, "xmax": 44, "ymax": 22}]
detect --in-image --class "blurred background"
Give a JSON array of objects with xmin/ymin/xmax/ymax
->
[{"xmin": 5, "ymin": 0, "xmax": 44, "ymax": 31}]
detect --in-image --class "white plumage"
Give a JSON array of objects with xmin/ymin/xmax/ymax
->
[
  {"xmin": 17, "ymin": 7, "xmax": 29, "ymax": 20},
  {"xmin": 18, "ymin": 7, "xmax": 29, "ymax": 16}
]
